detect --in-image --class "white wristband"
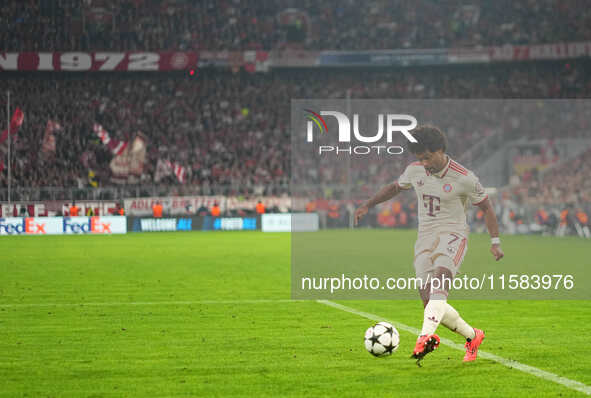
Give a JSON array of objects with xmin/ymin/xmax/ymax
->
[{"xmin": 491, "ymin": 237, "xmax": 501, "ymax": 245}]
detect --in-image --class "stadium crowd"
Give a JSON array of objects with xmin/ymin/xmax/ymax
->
[
  {"xmin": 511, "ymin": 147, "xmax": 591, "ymax": 206},
  {"xmin": 2, "ymin": 0, "xmax": 591, "ymax": 51},
  {"xmin": 1, "ymin": 61, "xmax": 591, "ymax": 196},
  {"xmin": 2, "ymin": 61, "xmax": 591, "ymax": 194}
]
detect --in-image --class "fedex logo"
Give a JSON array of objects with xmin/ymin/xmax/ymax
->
[
  {"xmin": 0, "ymin": 218, "xmax": 47, "ymax": 235},
  {"xmin": 0, "ymin": 217, "xmax": 124, "ymax": 236},
  {"xmin": 63, "ymin": 217, "xmax": 112, "ymax": 234}
]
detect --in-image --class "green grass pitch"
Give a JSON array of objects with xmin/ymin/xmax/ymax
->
[{"xmin": 1, "ymin": 230, "xmax": 590, "ymax": 397}]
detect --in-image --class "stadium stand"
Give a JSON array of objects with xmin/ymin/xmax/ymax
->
[
  {"xmin": 2, "ymin": 0, "xmax": 591, "ymax": 51},
  {"xmin": 1, "ymin": 61, "xmax": 590, "ymax": 191},
  {"xmin": 1, "ymin": 1, "xmax": 591, "ymax": 235}
]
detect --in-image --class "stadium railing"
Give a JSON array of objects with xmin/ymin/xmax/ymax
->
[{"xmin": 0, "ymin": 183, "xmax": 289, "ymax": 202}]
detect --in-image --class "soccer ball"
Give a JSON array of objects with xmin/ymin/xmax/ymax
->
[{"xmin": 364, "ymin": 321, "xmax": 400, "ymax": 357}]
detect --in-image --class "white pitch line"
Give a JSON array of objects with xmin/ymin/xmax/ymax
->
[
  {"xmin": 0, "ymin": 299, "xmax": 299, "ymax": 308},
  {"xmin": 317, "ymin": 299, "xmax": 591, "ymax": 396}
]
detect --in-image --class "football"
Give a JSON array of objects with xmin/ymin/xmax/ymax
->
[{"xmin": 364, "ymin": 321, "xmax": 400, "ymax": 357}]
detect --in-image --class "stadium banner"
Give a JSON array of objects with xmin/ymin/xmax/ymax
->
[
  {"xmin": 0, "ymin": 52, "xmax": 198, "ymax": 71},
  {"xmin": 2, "ymin": 42, "xmax": 590, "ymax": 73},
  {"xmin": 262, "ymin": 213, "xmax": 319, "ymax": 232},
  {"xmin": 0, "ymin": 216, "xmax": 125, "ymax": 235},
  {"xmin": 129, "ymin": 217, "xmax": 194, "ymax": 232},
  {"xmin": 489, "ymin": 41, "xmax": 591, "ymax": 61},
  {"xmin": 127, "ymin": 216, "xmax": 260, "ymax": 232},
  {"xmin": 269, "ymin": 42, "xmax": 591, "ymax": 67},
  {"xmin": 291, "ymin": 99, "xmax": 591, "ymax": 300},
  {"xmin": 124, "ymin": 196, "xmax": 226, "ymax": 215},
  {"xmin": 205, "ymin": 216, "xmax": 258, "ymax": 231},
  {"xmin": 123, "ymin": 196, "xmax": 290, "ymax": 215},
  {"xmin": 0, "ymin": 201, "xmax": 119, "ymax": 218},
  {"xmin": 268, "ymin": 49, "xmax": 320, "ymax": 67},
  {"xmin": 197, "ymin": 50, "xmax": 269, "ymax": 72},
  {"xmin": 317, "ymin": 49, "xmax": 449, "ymax": 67}
]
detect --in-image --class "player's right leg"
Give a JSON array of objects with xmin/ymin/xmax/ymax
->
[
  {"xmin": 463, "ymin": 328, "xmax": 485, "ymax": 362},
  {"xmin": 412, "ymin": 248, "xmax": 443, "ymax": 364},
  {"xmin": 440, "ymin": 303, "xmax": 485, "ymax": 361},
  {"xmin": 440, "ymin": 304, "xmax": 475, "ymax": 340}
]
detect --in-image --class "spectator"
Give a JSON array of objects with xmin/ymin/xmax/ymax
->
[
  {"xmin": 152, "ymin": 201, "xmax": 163, "ymax": 218},
  {"xmin": 69, "ymin": 201, "xmax": 80, "ymax": 216},
  {"xmin": 211, "ymin": 202, "xmax": 221, "ymax": 217},
  {"xmin": 196, "ymin": 204, "xmax": 209, "ymax": 216},
  {"xmin": 255, "ymin": 200, "xmax": 265, "ymax": 215},
  {"xmin": 575, "ymin": 208, "xmax": 590, "ymax": 238}
]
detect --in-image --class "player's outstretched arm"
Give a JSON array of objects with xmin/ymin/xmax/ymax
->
[
  {"xmin": 476, "ymin": 198, "xmax": 504, "ymax": 261},
  {"xmin": 354, "ymin": 182, "xmax": 402, "ymax": 225}
]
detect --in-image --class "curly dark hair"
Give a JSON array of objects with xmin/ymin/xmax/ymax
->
[{"xmin": 407, "ymin": 125, "xmax": 447, "ymax": 154}]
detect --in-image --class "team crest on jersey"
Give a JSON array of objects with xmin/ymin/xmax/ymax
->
[{"xmin": 443, "ymin": 183, "xmax": 453, "ymax": 192}]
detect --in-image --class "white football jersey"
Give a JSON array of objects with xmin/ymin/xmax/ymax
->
[{"xmin": 397, "ymin": 156, "xmax": 487, "ymax": 235}]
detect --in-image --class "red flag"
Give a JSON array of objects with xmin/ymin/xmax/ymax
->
[
  {"xmin": 0, "ymin": 107, "xmax": 24, "ymax": 144},
  {"xmin": 154, "ymin": 158, "xmax": 172, "ymax": 182},
  {"xmin": 93, "ymin": 123, "xmax": 128, "ymax": 155},
  {"xmin": 40, "ymin": 119, "xmax": 61, "ymax": 158},
  {"xmin": 173, "ymin": 163, "xmax": 186, "ymax": 183},
  {"xmin": 166, "ymin": 160, "xmax": 187, "ymax": 183},
  {"xmin": 109, "ymin": 134, "xmax": 146, "ymax": 183},
  {"xmin": 154, "ymin": 159, "xmax": 187, "ymax": 183}
]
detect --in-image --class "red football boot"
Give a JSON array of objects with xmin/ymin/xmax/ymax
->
[
  {"xmin": 411, "ymin": 334, "xmax": 440, "ymax": 366},
  {"xmin": 463, "ymin": 328, "xmax": 485, "ymax": 362}
]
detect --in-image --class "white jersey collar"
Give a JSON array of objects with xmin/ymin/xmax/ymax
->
[{"xmin": 432, "ymin": 155, "xmax": 451, "ymax": 178}]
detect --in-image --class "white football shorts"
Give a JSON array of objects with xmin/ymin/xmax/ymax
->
[{"xmin": 413, "ymin": 231, "xmax": 468, "ymax": 281}]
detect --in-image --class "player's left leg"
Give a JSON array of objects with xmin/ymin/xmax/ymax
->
[
  {"xmin": 429, "ymin": 235, "xmax": 485, "ymax": 362},
  {"xmin": 440, "ymin": 302, "xmax": 485, "ymax": 362},
  {"xmin": 426, "ymin": 254, "xmax": 477, "ymax": 341},
  {"xmin": 413, "ymin": 250, "xmax": 485, "ymax": 363},
  {"xmin": 441, "ymin": 304, "xmax": 475, "ymax": 340}
]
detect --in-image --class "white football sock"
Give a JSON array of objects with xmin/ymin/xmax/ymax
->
[
  {"xmin": 441, "ymin": 303, "xmax": 476, "ymax": 340},
  {"xmin": 419, "ymin": 254, "xmax": 453, "ymax": 338},
  {"xmin": 419, "ymin": 295, "xmax": 447, "ymax": 337}
]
